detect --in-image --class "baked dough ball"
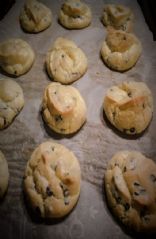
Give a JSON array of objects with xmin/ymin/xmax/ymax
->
[
  {"xmin": 103, "ymin": 81, "xmax": 153, "ymax": 135},
  {"xmin": 102, "ymin": 4, "xmax": 134, "ymax": 32},
  {"xmin": 42, "ymin": 82, "xmax": 86, "ymax": 134},
  {"xmin": 0, "ymin": 78, "xmax": 24, "ymax": 129},
  {"xmin": 0, "ymin": 38, "xmax": 35, "ymax": 76},
  {"xmin": 59, "ymin": 0, "xmax": 92, "ymax": 29},
  {"xmin": 20, "ymin": 0, "xmax": 52, "ymax": 33},
  {"xmin": 0, "ymin": 150, "xmax": 9, "ymax": 198},
  {"xmin": 46, "ymin": 37, "xmax": 87, "ymax": 84},
  {"xmin": 105, "ymin": 151, "xmax": 156, "ymax": 233},
  {"xmin": 101, "ymin": 28, "xmax": 142, "ymax": 72},
  {"xmin": 24, "ymin": 141, "xmax": 81, "ymax": 218}
]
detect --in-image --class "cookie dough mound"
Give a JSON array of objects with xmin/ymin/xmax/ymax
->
[
  {"xmin": 0, "ymin": 150, "xmax": 9, "ymax": 198},
  {"xmin": 20, "ymin": 0, "xmax": 52, "ymax": 33},
  {"xmin": 46, "ymin": 37, "xmax": 87, "ymax": 84},
  {"xmin": 103, "ymin": 81, "xmax": 153, "ymax": 135},
  {"xmin": 59, "ymin": 0, "xmax": 92, "ymax": 29},
  {"xmin": 101, "ymin": 29, "xmax": 142, "ymax": 71},
  {"xmin": 42, "ymin": 82, "xmax": 86, "ymax": 134},
  {"xmin": 105, "ymin": 151, "xmax": 156, "ymax": 233},
  {"xmin": 0, "ymin": 78, "xmax": 24, "ymax": 129},
  {"xmin": 102, "ymin": 4, "xmax": 134, "ymax": 32},
  {"xmin": 24, "ymin": 141, "xmax": 81, "ymax": 218},
  {"xmin": 0, "ymin": 38, "xmax": 35, "ymax": 76}
]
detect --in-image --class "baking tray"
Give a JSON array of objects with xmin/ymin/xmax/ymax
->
[{"xmin": 0, "ymin": 0, "xmax": 156, "ymax": 238}]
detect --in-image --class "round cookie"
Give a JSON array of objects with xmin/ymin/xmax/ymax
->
[
  {"xmin": 20, "ymin": 0, "xmax": 52, "ymax": 33},
  {"xmin": 0, "ymin": 78, "xmax": 24, "ymax": 129},
  {"xmin": 105, "ymin": 151, "xmax": 156, "ymax": 233},
  {"xmin": 101, "ymin": 28, "xmax": 142, "ymax": 72},
  {"xmin": 59, "ymin": 0, "xmax": 92, "ymax": 29},
  {"xmin": 103, "ymin": 81, "xmax": 153, "ymax": 135},
  {"xmin": 24, "ymin": 141, "xmax": 81, "ymax": 218},
  {"xmin": 0, "ymin": 150, "xmax": 9, "ymax": 198},
  {"xmin": 102, "ymin": 4, "xmax": 134, "ymax": 32},
  {"xmin": 46, "ymin": 37, "xmax": 87, "ymax": 84},
  {"xmin": 0, "ymin": 38, "xmax": 35, "ymax": 76},
  {"xmin": 42, "ymin": 82, "xmax": 86, "ymax": 134}
]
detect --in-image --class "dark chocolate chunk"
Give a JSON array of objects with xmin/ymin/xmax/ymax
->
[
  {"xmin": 55, "ymin": 115, "xmax": 63, "ymax": 122},
  {"xmin": 134, "ymin": 191, "xmax": 139, "ymax": 196},
  {"xmin": 124, "ymin": 203, "xmax": 130, "ymax": 211},
  {"xmin": 150, "ymin": 174, "xmax": 156, "ymax": 182},
  {"xmin": 46, "ymin": 186, "xmax": 53, "ymax": 197},
  {"xmin": 130, "ymin": 127, "xmax": 136, "ymax": 133},
  {"xmin": 134, "ymin": 182, "xmax": 140, "ymax": 186}
]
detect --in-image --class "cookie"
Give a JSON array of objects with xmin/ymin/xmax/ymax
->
[
  {"xmin": 0, "ymin": 38, "xmax": 35, "ymax": 76},
  {"xmin": 59, "ymin": 0, "xmax": 92, "ymax": 29},
  {"xmin": 24, "ymin": 141, "xmax": 81, "ymax": 218},
  {"xmin": 105, "ymin": 150, "xmax": 156, "ymax": 233},
  {"xmin": 42, "ymin": 82, "xmax": 86, "ymax": 134},
  {"xmin": 101, "ymin": 28, "xmax": 142, "ymax": 72},
  {"xmin": 46, "ymin": 37, "xmax": 87, "ymax": 84},
  {"xmin": 0, "ymin": 150, "xmax": 9, "ymax": 198},
  {"xmin": 103, "ymin": 81, "xmax": 153, "ymax": 135},
  {"xmin": 102, "ymin": 4, "xmax": 134, "ymax": 32},
  {"xmin": 0, "ymin": 78, "xmax": 24, "ymax": 129},
  {"xmin": 20, "ymin": 0, "xmax": 52, "ymax": 33}
]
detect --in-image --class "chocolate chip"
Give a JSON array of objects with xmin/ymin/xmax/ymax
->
[
  {"xmin": 55, "ymin": 115, "xmax": 63, "ymax": 122},
  {"xmin": 123, "ymin": 166, "xmax": 127, "ymax": 172},
  {"xmin": 134, "ymin": 182, "xmax": 140, "ymax": 186},
  {"xmin": 62, "ymin": 54, "xmax": 65, "ymax": 58},
  {"xmin": 142, "ymin": 103, "xmax": 145, "ymax": 109},
  {"xmin": 46, "ymin": 186, "xmax": 53, "ymax": 197},
  {"xmin": 60, "ymin": 128, "xmax": 66, "ymax": 132},
  {"xmin": 112, "ymin": 111, "xmax": 116, "ymax": 119},
  {"xmin": 150, "ymin": 174, "xmax": 156, "ymax": 182},
  {"xmin": 134, "ymin": 191, "xmax": 139, "ymax": 196},
  {"xmin": 130, "ymin": 127, "xmax": 136, "ymax": 133},
  {"xmin": 51, "ymin": 146, "xmax": 55, "ymax": 151},
  {"xmin": 128, "ymin": 92, "xmax": 132, "ymax": 97},
  {"xmin": 14, "ymin": 70, "xmax": 17, "ymax": 75},
  {"xmin": 124, "ymin": 203, "xmax": 130, "ymax": 211},
  {"xmin": 116, "ymin": 197, "xmax": 121, "ymax": 203}
]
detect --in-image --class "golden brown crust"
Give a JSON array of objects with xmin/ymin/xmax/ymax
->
[
  {"xmin": 0, "ymin": 150, "xmax": 9, "ymax": 198},
  {"xmin": 46, "ymin": 37, "xmax": 87, "ymax": 84},
  {"xmin": 59, "ymin": 0, "xmax": 92, "ymax": 29},
  {"xmin": 0, "ymin": 78, "xmax": 24, "ymax": 129},
  {"xmin": 102, "ymin": 4, "xmax": 134, "ymax": 32},
  {"xmin": 101, "ymin": 29, "xmax": 142, "ymax": 72},
  {"xmin": 0, "ymin": 38, "xmax": 35, "ymax": 76},
  {"xmin": 105, "ymin": 151, "xmax": 156, "ymax": 233},
  {"xmin": 24, "ymin": 141, "xmax": 81, "ymax": 218},
  {"xmin": 19, "ymin": 0, "xmax": 52, "ymax": 33},
  {"xmin": 103, "ymin": 81, "xmax": 153, "ymax": 134},
  {"xmin": 42, "ymin": 82, "xmax": 86, "ymax": 134}
]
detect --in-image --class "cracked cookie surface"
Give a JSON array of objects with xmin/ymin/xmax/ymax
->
[
  {"xmin": 46, "ymin": 37, "xmax": 87, "ymax": 84},
  {"xmin": 103, "ymin": 81, "xmax": 153, "ymax": 135},
  {"xmin": 42, "ymin": 82, "xmax": 86, "ymax": 134},
  {"xmin": 101, "ymin": 28, "xmax": 142, "ymax": 72},
  {"xmin": 102, "ymin": 4, "xmax": 134, "ymax": 32},
  {"xmin": 0, "ymin": 78, "xmax": 24, "ymax": 129},
  {"xmin": 20, "ymin": 0, "xmax": 52, "ymax": 33},
  {"xmin": 59, "ymin": 0, "xmax": 91, "ymax": 29},
  {"xmin": 105, "ymin": 151, "xmax": 156, "ymax": 233},
  {"xmin": 24, "ymin": 141, "xmax": 81, "ymax": 218},
  {"xmin": 0, "ymin": 150, "xmax": 9, "ymax": 198},
  {"xmin": 0, "ymin": 38, "xmax": 35, "ymax": 76}
]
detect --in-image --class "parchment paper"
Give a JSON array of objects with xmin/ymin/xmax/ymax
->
[{"xmin": 0, "ymin": 0, "xmax": 156, "ymax": 238}]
